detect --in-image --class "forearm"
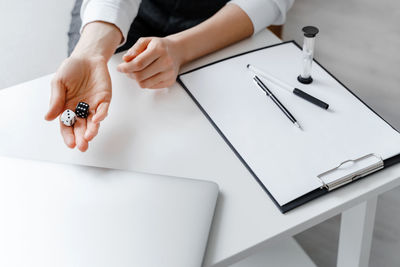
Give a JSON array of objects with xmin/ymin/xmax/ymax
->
[
  {"xmin": 168, "ymin": 4, "xmax": 253, "ymax": 65},
  {"xmin": 71, "ymin": 21, "xmax": 123, "ymax": 61}
]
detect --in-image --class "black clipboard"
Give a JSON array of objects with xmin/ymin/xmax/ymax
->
[{"xmin": 177, "ymin": 41, "xmax": 400, "ymax": 213}]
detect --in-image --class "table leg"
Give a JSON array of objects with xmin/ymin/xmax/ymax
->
[{"xmin": 337, "ymin": 196, "xmax": 378, "ymax": 267}]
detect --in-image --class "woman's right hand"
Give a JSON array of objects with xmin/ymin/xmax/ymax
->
[
  {"xmin": 44, "ymin": 55, "xmax": 112, "ymax": 152},
  {"xmin": 44, "ymin": 22, "xmax": 122, "ymax": 152}
]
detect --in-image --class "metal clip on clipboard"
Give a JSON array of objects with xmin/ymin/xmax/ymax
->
[{"xmin": 317, "ymin": 153, "xmax": 384, "ymax": 191}]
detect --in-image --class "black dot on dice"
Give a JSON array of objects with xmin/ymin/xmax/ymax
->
[{"xmin": 75, "ymin": 102, "xmax": 89, "ymax": 118}]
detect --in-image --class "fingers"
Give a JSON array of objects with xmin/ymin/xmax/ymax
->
[
  {"xmin": 118, "ymin": 37, "xmax": 180, "ymax": 89},
  {"xmin": 127, "ymin": 57, "xmax": 171, "ymax": 83},
  {"xmin": 122, "ymin": 37, "xmax": 152, "ymax": 62},
  {"xmin": 59, "ymin": 120, "xmax": 76, "ymax": 149},
  {"xmin": 60, "ymin": 113, "xmax": 100, "ymax": 151},
  {"xmin": 84, "ymin": 112, "xmax": 100, "ymax": 142},
  {"xmin": 73, "ymin": 118, "xmax": 89, "ymax": 152},
  {"xmin": 92, "ymin": 102, "xmax": 110, "ymax": 123},
  {"xmin": 59, "ymin": 100, "xmax": 109, "ymax": 151},
  {"xmin": 151, "ymin": 79, "xmax": 176, "ymax": 89},
  {"xmin": 134, "ymin": 70, "xmax": 175, "ymax": 89},
  {"xmin": 117, "ymin": 43, "xmax": 160, "ymax": 73},
  {"xmin": 45, "ymin": 77, "xmax": 66, "ymax": 121},
  {"xmin": 86, "ymin": 101, "xmax": 109, "ymax": 141}
]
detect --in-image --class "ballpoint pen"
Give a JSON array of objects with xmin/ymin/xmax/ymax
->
[
  {"xmin": 247, "ymin": 64, "xmax": 329, "ymax": 110},
  {"xmin": 252, "ymin": 75, "xmax": 302, "ymax": 130}
]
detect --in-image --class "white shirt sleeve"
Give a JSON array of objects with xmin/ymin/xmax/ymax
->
[
  {"xmin": 80, "ymin": 0, "xmax": 293, "ymax": 46},
  {"xmin": 228, "ymin": 0, "xmax": 295, "ymax": 35},
  {"xmin": 80, "ymin": 0, "xmax": 142, "ymax": 46}
]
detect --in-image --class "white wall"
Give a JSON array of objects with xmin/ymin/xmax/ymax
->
[{"xmin": 0, "ymin": 0, "xmax": 74, "ymax": 89}]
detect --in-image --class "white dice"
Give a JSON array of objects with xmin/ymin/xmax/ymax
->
[{"xmin": 60, "ymin": 109, "xmax": 77, "ymax": 127}]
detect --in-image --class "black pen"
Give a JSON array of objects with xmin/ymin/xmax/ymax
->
[
  {"xmin": 247, "ymin": 64, "xmax": 329, "ymax": 110},
  {"xmin": 252, "ymin": 75, "xmax": 302, "ymax": 130}
]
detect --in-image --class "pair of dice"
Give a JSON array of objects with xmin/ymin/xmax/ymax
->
[{"xmin": 60, "ymin": 102, "xmax": 90, "ymax": 126}]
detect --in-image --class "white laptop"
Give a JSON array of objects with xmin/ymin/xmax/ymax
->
[{"xmin": 0, "ymin": 156, "xmax": 219, "ymax": 267}]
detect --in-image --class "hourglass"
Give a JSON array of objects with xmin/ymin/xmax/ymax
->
[{"xmin": 297, "ymin": 26, "xmax": 319, "ymax": 84}]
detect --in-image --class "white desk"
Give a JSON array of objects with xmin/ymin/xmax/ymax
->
[{"xmin": 1, "ymin": 29, "xmax": 400, "ymax": 267}]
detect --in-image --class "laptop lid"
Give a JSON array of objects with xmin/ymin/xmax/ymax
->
[{"xmin": 0, "ymin": 156, "xmax": 219, "ymax": 267}]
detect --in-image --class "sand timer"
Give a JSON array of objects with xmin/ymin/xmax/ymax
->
[{"xmin": 297, "ymin": 26, "xmax": 319, "ymax": 84}]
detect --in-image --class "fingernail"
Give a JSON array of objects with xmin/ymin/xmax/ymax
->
[{"xmin": 117, "ymin": 66, "xmax": 122, "ymax": 72}]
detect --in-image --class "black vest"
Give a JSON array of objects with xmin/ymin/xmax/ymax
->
[{"xmin": 117, "ymin": 0, "xmax": 229, "ymax": 52}]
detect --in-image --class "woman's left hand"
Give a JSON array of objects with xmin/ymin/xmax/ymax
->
[{"xmin": 117, "ymin": 36, "xmax": 183, "ymax": 89}]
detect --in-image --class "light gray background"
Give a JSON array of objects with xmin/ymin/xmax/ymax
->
[{"xmin": 0, "ymin": 0, "xmax": 399, "ymax": 266}]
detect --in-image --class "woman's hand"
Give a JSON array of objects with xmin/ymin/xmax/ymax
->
[
  {"xmin": 44, "ymin": 22, "xmax": 121, "ymax": 152},
  {"xmin": 44, "ymin": 56, "xmax": 112, "ymax": 152},
  {"xmin": 116, "ymin": 0, "xmax": 253, "ymax": 89},
  {"xmin": 117, "ymin": 37, "xmax": 184, "ymax": 89}
]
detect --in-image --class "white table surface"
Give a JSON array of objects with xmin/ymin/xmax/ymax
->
[{"xmin": 1, "ymin": 29, "xmax": 400, "ymax": 266}]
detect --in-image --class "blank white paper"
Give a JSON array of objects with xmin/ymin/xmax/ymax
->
[{"xmin": 179, "ymin": 42, "xmax": 400, "ymax": 206}]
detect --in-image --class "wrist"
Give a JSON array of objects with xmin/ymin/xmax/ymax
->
[
  {"xmin": 166, "ymin": 33, "xmax": 190, "ymax": 66},
  {"xmin": 71, "ymin": 21, "xmax": 123, "ymax": 61}
]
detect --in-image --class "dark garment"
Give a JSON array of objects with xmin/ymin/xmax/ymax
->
[
  {"xmin": 68, "ymin": 0, "xmax": 84, "ymax": 56},
  {"xmin": 67, "ymin": 0, "xmax": 229, "ymax": 56}
]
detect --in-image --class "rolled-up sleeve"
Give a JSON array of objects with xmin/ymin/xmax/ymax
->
[
  {"xmin": 80, "ymin": 0, "xmax": 142, "ymax": 45},
  {"xmin": 229, "ymin": 0, "xmax": 294, "ymax": 34}
]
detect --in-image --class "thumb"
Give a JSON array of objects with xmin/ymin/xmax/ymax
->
[
  {"xmin": 123, "ymin": 37, "xmax": 152, "ymax": 62},
  {"xmin": 44, "ymin": 76, "xmax": 66, "ymax": 121}
]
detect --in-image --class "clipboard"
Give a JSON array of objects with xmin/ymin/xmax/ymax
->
[{"xmin": 177, "ymin": 41, "xmax": 400, "ymax": 213}]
